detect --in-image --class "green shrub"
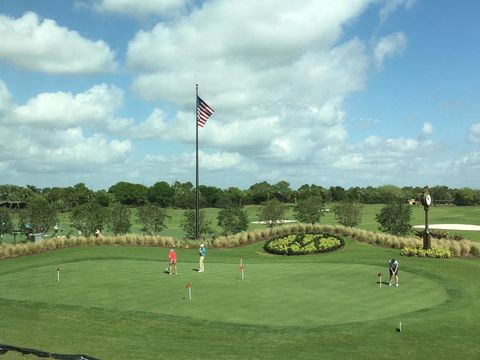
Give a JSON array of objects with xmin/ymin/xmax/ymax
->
[{"xmin": 401, "ymin": 245, "xmax": 452, "ymax": 258}]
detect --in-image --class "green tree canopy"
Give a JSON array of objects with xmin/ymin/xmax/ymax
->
[
  {"xmin": 137, "ymin": 204, "xmax": 170, "ymax": 235},
  {"xmin": 217, "ymin": 207, "xmax": 249, "ymax": 235},
  {"xmin": 70, "ymin": 202, "xmax": 106, "ymax": 236},
  {"xmin": 108, "ymin": 182, "xmax": 148, "ymax": 206},
  {"xmin": 20, "ymin": 197, "xmax": 58, "ymax": 234},
  {"xmin": 258, "ymin": 198, "xmax": 286, "ymax": 228},
  {"xmin": 148, "ymin": 181, "xmax": 175, "ymax": 207},
  {"xmin": 180, "ymin": 209, "xmax": 213, "ymax": 240},
  {"xmin": 333, "ymin": 201, "xmax": 364, "ymax": 228},
  {"xmin": 376, "ymin": 202, "xmax": 412, "ymax": 236},
  {"xmin": 293, "ymin": 196, "xmax": 324, "ymax": 224},
  {"xmin": 107, "ymin": 204, "xmax": 132, "ymax": 235}
]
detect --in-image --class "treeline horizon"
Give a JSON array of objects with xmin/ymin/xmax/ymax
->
[{"xmin": 1, "ymin": 181, "xmax": 479, "ymax": 210}]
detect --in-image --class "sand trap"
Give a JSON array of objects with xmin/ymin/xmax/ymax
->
[
  {"xmin": 413, "ymin": 224, "xmax": 480, "ymax": 231},
  {"xmin": 251, "ymin": 220, "xmax": 297, "ymax": 224}
]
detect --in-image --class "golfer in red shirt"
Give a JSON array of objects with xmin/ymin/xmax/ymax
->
[{"xmin": 168, "ymin": 247, "xmax": 177, "ymax": 275}]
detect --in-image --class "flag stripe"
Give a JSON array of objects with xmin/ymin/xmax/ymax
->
[{"xmin": 197, "ymin": 96, "xmax": 214, "ymax": 127}]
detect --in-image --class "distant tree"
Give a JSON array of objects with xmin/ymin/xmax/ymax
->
[
  {"xmin": 333, "ymin": 201, "xmax": 364, "ymax": 227},
  {"xmin": 107, "ymin": 204, "xmax": 131, "ymax": 235},
  {"xmin": 95, "ymin": 190, "xmax": 115, "ymax": 207},
  {"xmin": 247, "ymin": 181, "xmax": 274, "ymax": 204},
  {"xmin": 173, "ymin": 181, "xmax": 196, "ymax": 208},
  {"xmin": 296, "ymin": 184, "xmax": 327, "ymax": 202},
  {"xmin": 293, "ymin": 196, "xmax": 324, "ymax": 224},
  {"xmin": 70, "ymin": 202, "xmax": 106, "ymax": 236},
  {"xmin": 42, "ymin": 187, "xmax": 68, "ymax": 211},
  {"xmin": 258, "ymin": 198, "xmax": 285, "ymax": 228},
  {"xmin": 180, "ymin": 209, "xmax": 213, "ymax": 240},
  {"xmin": 454, "ymin": 187, "xmax": 477, "ymax": 206},
  {"xmin": 20, "ymin": 197, "xmax": 58, "ymax": 234},
  {"xmin": 329, "ymin": 186, "xmax": 346, "ymax": 202},
  {"xmin": 430, "ymin": 186, "xmax": 454, "ymax": 203},
  {"xmin": 0, "ymin": 184, "xmax": 38, "ymax": 203},
  {"xmin": 199, "ymin": 185, "xmax": 223, "ymax": 208},
  {"xmin": 217, "ymin": 207, "xmax": 249, "ymax": 235},
  {"xmin": 377, "ymin": 185, "xmax": 405, "ymax": 203},
  {"xmin": 148, "ymin": 181, "xmax": 175, "ymax": 207},
  {"xmin": 362, "ymin": 186, "xmax": 382, "ymax": 204},
  {"xmin": 216, "ymin": 187, "xmax": 244, "ymax": 208},
  {"xmin": 0, "ymin": 207, "xmax": 13, "ymax": 242},
  {"xmin": 108, "ymin": 182, "xmax": 148, "ymax": 206},
  {"xmin": 64, "ymin": 183, "xmax": 96, "ymax": 209},
  {"xmin": 376, "ymin": 202, "xmax": 412, "ymax": 236},
  {"xmin": 273, "ymin": 180, "xmax": 293, "ymax": 202},
  {"xmin": 137, "ymin": 204, "xmax": 170, "ymax": 235}
]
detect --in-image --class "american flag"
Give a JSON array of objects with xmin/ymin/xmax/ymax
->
[{"xmin": 197, "ymin": 96, "xmax": 214, "ymax": 127}]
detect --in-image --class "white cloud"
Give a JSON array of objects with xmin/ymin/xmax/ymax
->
[
  {"xmin": 0, "ymin": 12, "xmax": 116, "ymax": 73},
  {"xmin": 468, "ymin": 123, "xmax": 480, "ymax": 143},
  {"xmin": 374, "ymin": 32, "xmax": 407, "ymax": 69},
  {"xmin": 143, "ymin": 150, "xmax": 243, "ymax": 173},
  {"xmin": 379, "ymin": 0, "xmax": 416, "ymax": 23},
  {"xmin": 90, "ymin": 0, "xmax": 192, "ymax": 18},
  {"xmin": 422, "ymin": 122, "xmax": 433, "ymax": 135},
  {"xmin": 0, "ymin": 79, "xmax": 12, "ymax": 114},
  {"xmin": 0, "ymin": 125, "xmax": 131, "ymax": 174},
  {"xmin": 13, "ymin": 84, "xmax": 123, "ymax": 128}
]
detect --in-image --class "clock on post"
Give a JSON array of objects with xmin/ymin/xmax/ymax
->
[{"xmin": 420, "ymin": 186, "xmax": 432, "ymax": 249}]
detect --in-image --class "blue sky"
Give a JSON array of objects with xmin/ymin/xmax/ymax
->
[{"xmin": 0, "ymin": 0, "xmax": 478, "ymax": 190}]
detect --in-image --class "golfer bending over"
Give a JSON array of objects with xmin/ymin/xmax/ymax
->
[
  {"xmin": 389, "ymin": 258, "xmax": 399, "ymax": 287},
  {"xmin": 198, "ymin": 243, "xmax": 206, "ymax": 272}
]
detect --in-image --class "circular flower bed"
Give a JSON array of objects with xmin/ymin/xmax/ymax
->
[{"xmin": 264, "ymin": 233, "xmax": 345, "ymax": 255}]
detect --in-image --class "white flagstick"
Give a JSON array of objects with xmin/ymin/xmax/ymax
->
[
  {"xmin": 378, "ymin": 273, "xmax": 382, "ymax": 288},
  {"xmin": 57, "ymin": 267, "xmax": 60, "ymax": 283},
  {"xmin": 186, "ymin": 282, "xmax": 192, "ymax": 301},
  {"xmin": 399, "ymin": 322, "xmax": 402, "ymax": 332},
  {"xmin": 240, "ymin": 256, "xmax": 244, "ymax": 280}
]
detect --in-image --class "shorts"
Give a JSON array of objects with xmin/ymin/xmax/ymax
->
[
  {"xmin": 170, "ymin": 260, "xmax": 176, "ymax": 265},
  {"xmin": 389, "ymin": 268, "xmax": 399, "ymax": 276}
]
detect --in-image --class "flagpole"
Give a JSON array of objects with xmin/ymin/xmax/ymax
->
[{"xmin": 195, "ymin": 84, "xmax": 199, "ymax": 240}]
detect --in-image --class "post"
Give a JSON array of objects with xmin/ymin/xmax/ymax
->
[
  {"xmin": 421, "ymin": 186, "xmax": 432, "ymax": 250},
  {"xmin": 195, "ymin": 84, "xmax": 199, "ymax": 241},
  {"xmin": 423, "ymin": 207, "xmax": 431, "ymax": 250}
]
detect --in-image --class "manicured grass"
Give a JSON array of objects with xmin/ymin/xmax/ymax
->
[
  {"xmin": 2, "ymin": 204, "xmax": 479, "ymax": 244},
  {"xmin": 0, "ymin": 240, "xmax": 479, "ymax": 359}
]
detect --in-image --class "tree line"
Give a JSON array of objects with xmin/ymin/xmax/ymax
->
[{"xmin": 1, "ymin": 182, "xmax": 479, "ymax": 210}]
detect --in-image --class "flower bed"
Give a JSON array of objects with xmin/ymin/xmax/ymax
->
[{"xmin": 264, "ymin": 233, "xmax": 344, "ymax": 255}]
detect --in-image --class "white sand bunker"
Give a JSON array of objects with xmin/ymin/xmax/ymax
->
[
  {"xmin": 251, "ymin": 220, "xmax": 297, "ymax": 224},
  {"xmin": 413, "ymin": 224, "xmax": 480, "ymax": 231}
]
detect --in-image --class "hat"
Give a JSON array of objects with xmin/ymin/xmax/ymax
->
[{"xmin": 200, "ymin": 243, "xmax": 205, "ymax": 247}]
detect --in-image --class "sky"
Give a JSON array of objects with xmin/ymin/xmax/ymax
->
[{"xmin": 0, "ymin": 0, "xmax": 479, "ymax": 191}]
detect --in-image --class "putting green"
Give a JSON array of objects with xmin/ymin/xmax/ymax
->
[{"xmin": 0, "ymin": 259, "xmax": 447, "ymax": 326}]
